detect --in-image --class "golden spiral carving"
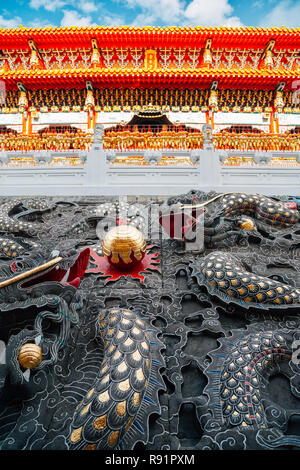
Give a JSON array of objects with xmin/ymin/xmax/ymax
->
[{"xmin": 18, "ymin": 343, "xmax": 42, "ymax": 369}]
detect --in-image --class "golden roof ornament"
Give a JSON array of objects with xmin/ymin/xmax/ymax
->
[
  {"xmin": 275, "ymin": 91, "xmax": 284, "ymax": 113},
  {"xmin": 138, "ymin": 103, "xmax": 165, "ymax": 118},
  {"xmin": 144, "ymin": 49, "xmax": 157, "ymax": 70},
  {"xmin": 18, "ymin": 91, "xmax": 28, "ymax": 113},
  {"xmin": 264, "ymin": 49, "xmax": 273, "ymax": 67},
  {"xmin": 203, "ymin": 39, "xmax": 213, "ymax": 65},
  {"xmin": 91, "ymin": 39, "xmax": 100, "ymax": 64},
  {"xmin": 209, "ymin": 90, "xmax": 218, "ymax": 111},
  {"xmin": 85, "ymin": 89, "xmax": 95, "ymax": 109}
]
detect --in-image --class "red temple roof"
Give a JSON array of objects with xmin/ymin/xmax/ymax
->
[
  {"xmin": 0, "ymin": 26, "xmax": 298, "ymax": 91},
  {"xmin": 0, "ymin": 25, "xmax": 299, "ymax": 50}
]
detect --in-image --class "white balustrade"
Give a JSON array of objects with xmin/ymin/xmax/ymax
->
[{"xmin": 0, "ymin": 125, "xmax": 299, "ymax": 196}]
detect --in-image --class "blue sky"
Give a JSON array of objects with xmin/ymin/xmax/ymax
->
[{"xmin": 0, "ymin": 0, "xmax": 299, "ymax": 29}]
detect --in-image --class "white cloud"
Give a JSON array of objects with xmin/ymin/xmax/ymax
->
[
  {"xmin": 29, "ymin": 0, "xmax": 98, "ymax": 13},
  {"xmin": 184, "ymin": 0, "xmax": 243, "ymax": 26},
  {"xmin": 60, "ymin": 9, "xmax": 97, "ymax": 26},
  {"xmin": 101, "ymin": 14, "xmax": 127, "ymax": 25},
  {"xmin": 121, "ymin": 0, "xmax": 184, "ymax": 23},
  {"xmin": 0, "ymin": 11, "xmax": 54, "ymax": 29},
  {"xmin": 122, "ymin": 0, "xmax": 244, "ymax": 27},
  {"xmin": 260, "ymin": 0, "xmax": 300, "ymax": 27},
  {"xmin": 29, "ymin": 18, "xmax": 56, "ymax": 28},
  {"xmin": 131, "ymin": 13, "xmax": 157, "ymax": 26},
  {"xmin": 0, "ymin": 14, "xmax": 22, "ymax": 28},
  {"xmin": 252, "ymin": 0, "xmax": 264, "ymax": 8},
  {"xmin": 78, "ymin": 0, "xmax": 98, "ymax": 13},
  {"xmin": 30, "ymin": 0, "xmax": 67, "ymax": 12}
]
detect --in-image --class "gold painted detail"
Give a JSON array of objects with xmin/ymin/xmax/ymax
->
[
  {"xmin": 133, "ymin": 392, "xmax": 141, "ymax": 406},
  {"xmin": 239, "ymin": 218, "xmax": 255, "ymax": 231},
  {"xmin": 0, "ymin": 256, "xmax": 62, "ymax": 289},
  {"xmin": 118, "ymin": 379, "xmax": 130, "ymax": 391},
  {"xmin": 102, "ymin": 225, "xmax": 146, "ymax": 264},
  {"xmin": 85, "ymin": 444, "xmax": 97, "ymax": 450},
  {"xmin": 136, "ymin": 368, "xmax": 145, "ymax": 381},
  {"xmin": 124, "ymin": 338, "xmax": 133, "ymax": 347},
  {"xmin": 18, "ymin": 343, "xmax": 42, "ymax": 369},
  {"xmin": 113, "ymin": 350, "xmax": 122, "ymax": 360},
  {"xmin": 80, "ymin": 402, "xmax": 92, "ymax": 416},
  {"xmin": 108, "ymin": 430, "xmax": 120, "ymax": 447},
  {"xmin": 116, "ymin": 401, "xmax": 127, "ymax": 416},
  {"xmin": 94, "ymin": 415, "xmax": 107, "ymax": 430},
  {"xmin": 132, "ymin": 350, "xmax": 142, "ymax": 361},
  {"xmin": 126, "ymin": 417, "xmax": 134, "ymax": 431},
  {"xmin": 70, "ymin": 427, "xmax": 82, "ymax": 443},
  {"xmin": 98, "ymin": 390, "xmax": 110, "ymax": 403},
  {"xmin": 117, "ymin": 361, "xmax": 128, "ymax": 373},
  {"xmin": 132, "ymin": 327, "xmax": 141, "ymax": 335},
  {"xmin": 101, "ymin": 374, "xmax": 109, "ymax": 384}
]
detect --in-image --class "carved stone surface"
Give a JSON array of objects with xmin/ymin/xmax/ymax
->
[
  {"xmin": 0, "ymin": 191, "xmax": 299, "ymax": 450},
  {"xmin": 93, "ymin": 124, "xmax": 104, "ymax": 145}
]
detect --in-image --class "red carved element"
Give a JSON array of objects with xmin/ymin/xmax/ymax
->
[{"xmin": 86, "ymin": 245, "xmax": 160, "ymax": 284}]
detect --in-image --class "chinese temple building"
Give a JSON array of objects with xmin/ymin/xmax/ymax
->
[
  {"xmin": 1, "ymin": 25, "xmax": 300, "ymax": 454},
  {"xmin": 0, "ymin": 25, "xmax": 299, "ymax": 194}
]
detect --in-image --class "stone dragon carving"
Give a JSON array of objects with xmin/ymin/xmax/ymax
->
[
  {"xmin": 0, "ymin": 191, "xmax": 299, "ymax": 450},
  {"xmin": 69, "ymin": 307, "xmax": 164, "ymax": 450},
  {"xmin": 0, "ymin": 199, "xmax": 78, "ymax": 239},
  {"xmin": 199, "ymin": 322, "xmax": 300, "ymax": 449},
  {"xmin": 0, "ymin": 198, "xmax": 163, "ymax": 450},
  {"xmin": 165, "ymin": 190, "xmax": 299, "ymax": 247},
  {"xmin": 65, "ymin": 201, "xmax": 146, "ymax": 239},
  {"xmin": 0, "ymin": 248, "xmax": 90, "ymax": 386},
  {"xmin": 191, "ymin": 251, "xmax": 300, "ymax": 309}
]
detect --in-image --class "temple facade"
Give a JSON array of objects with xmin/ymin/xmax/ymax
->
[
  {"xmin": 0, "ymin": 25, "xmax": 299, "ymax": 194},
  {"xmin": 1, "ymin": 25, "xmax": 300, "ymax": 453}
]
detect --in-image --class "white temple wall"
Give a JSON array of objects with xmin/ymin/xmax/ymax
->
[
  {"xmin": 0, "ymin": 113, "xmax": 23, "ymax": 133},
  {"xmin": 1, "ymin": 110, "xmax": 299, "ymax": 134},
  {"xmin": 214, "ymin": 112, "xmax": 270, "ymax": 132},
  {"xmin": 278, "ymin": 113, "xmax": 300, "ymax": 133},
  {"xmin": 95, "ymin": 111, "xmax": 207, "ymax": 129},
  {"xmin": 31, "ymin": 111, "xmax": 88, "ymax": 132},
  {"xmin": 166, "ymin": 112, "xmax": 207, "ymax": 126},
  {"xmin": 96, "ymin": 111, "xmax": 134, "ymax": 128}
]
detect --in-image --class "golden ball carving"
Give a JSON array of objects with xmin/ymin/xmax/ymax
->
[
  {"xmin": 239, "ymin": 218, "xmax": 255, "ymax": 231},
  {"xmin": 18, "ymin": 343, "xmax": 42, "ymax": 369},
  {"xmin": 102, "ymin": 225, "xmax": 146, "ymax": 269}
]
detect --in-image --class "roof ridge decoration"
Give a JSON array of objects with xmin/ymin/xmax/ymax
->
[
  {"xmin": 0, "ymin": 27, "xmax": 298, "ymax": 90},
  {"xmin": 0, "ymin": 25, "xmax": 299, "ymax": 32}
]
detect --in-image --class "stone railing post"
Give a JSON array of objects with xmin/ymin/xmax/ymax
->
[
  {"xmin": 144, "ymin": 149, "xmax": 162, "ymax": 165},
  {"xmin": 86, "ymin": 123, "xmax": 106, "ymax": 188},
  {"xmin": 197, "ymin": 124, "xmax": 221, "ymax": 189},
  {"xmin": 0, "ymin": 152, "xmax": 10, "ymax": 166},
  {"xmin": 253, "ymin": 151, "xmax": 271, "ymax": 165},
  {"xmin": 34, "ymin": 151, "xmax": 53, "ymax": 166}
]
